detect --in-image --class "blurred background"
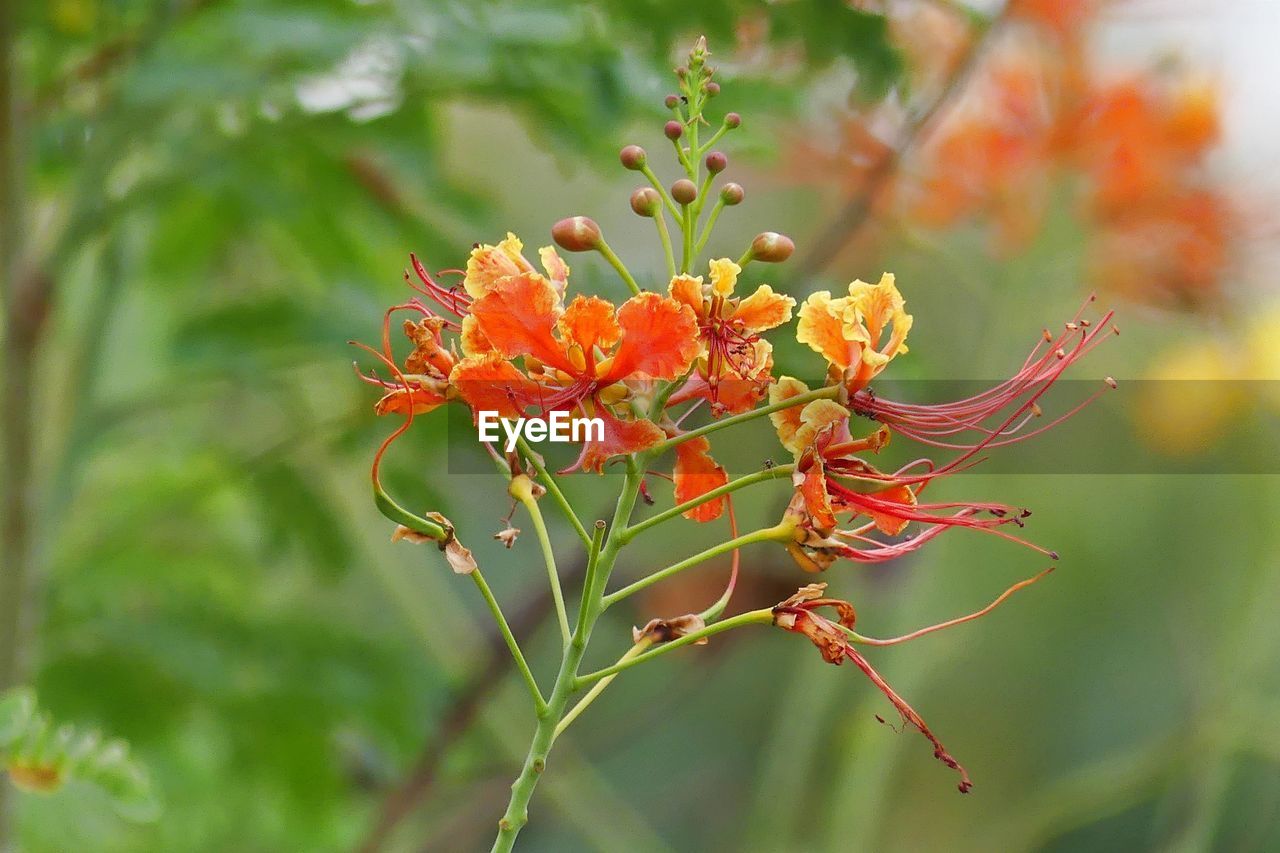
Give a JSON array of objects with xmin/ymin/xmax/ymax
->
[{"xmin": 2, "ymin": 0, "xmax": 1278, "ymax": 850}]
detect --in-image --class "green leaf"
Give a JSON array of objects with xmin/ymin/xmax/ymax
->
[{"xmin": 0, "ymin": 688, "xmax": 160, "ymax": 822}]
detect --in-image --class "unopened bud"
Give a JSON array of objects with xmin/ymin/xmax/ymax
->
[
  {"xmin": 720, "ymin": 182, "xmax": 745, "ymax": 205},
  {"xmin": 749, "ymin": 232, "xmax": 794, "ymax": 263},
  {"xmin": 671, "ymin": 179, "xmax": 697, "ymax": 205},
  {"xmin": 664, "ymin": 94, "xmax": 680, "ymax": 110},
  {"xmin": 630, "ymin": 187, "xmax": 661, "ymax": 217},
  {"xmin": 664, "ymin": 120, "xmax": 684, "ymax": 141},
  {"xmin": 705, "ymin": 151, "xmax": 727, "ymax": 174},
  {"xmin": 724, "ymin": 112, "xmax": 741, "ymax": 129},
  {"xmin": 620, "ymin": 145, "xmax": 647, "ymax": 170},
  {"xmin": 705, "ymin": 81, "xmax": 721, "ymax": 97},
  {"xmin": 551, "ymin": 216, "xmax": 602, "ymax": 252},
  {"xmin": 675, "ymin": 65, "xmax": 688, "ymax": 80}
]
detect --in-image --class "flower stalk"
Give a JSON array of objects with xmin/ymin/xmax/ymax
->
[{"xmin": 352, "ymin": 35, "xmax": 1115, "ymax": 850}]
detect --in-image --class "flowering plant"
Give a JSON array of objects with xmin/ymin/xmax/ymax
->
[{"xmin": 356, "ymin": 38, "xmax": 1115, "ymax": 850}]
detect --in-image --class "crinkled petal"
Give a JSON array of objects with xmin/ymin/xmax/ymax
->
[
  {"xmin": 800, "ymin": 455, "xmax": 838, "ymax": 533},
  {"xmin": 769, "ymin": 376, "xmax": 812, "ymax": 453},
  {"xmin": 450, "ymin": 353, "xmax": 542, "ymax": 418},
  {"xmin": 796, "ymin": 292, "xmax": 861, "ymax": 370},
  {"xmin": 469, "ymin": 273, "xmax": 574, "ymax": 372},
  {"xmin": 603, "ymin": 293, "xmax": 700, "ymax": 382},
  {"xmin": 567, "ymin": 409, "xmax": 666, "ymax": 474},
  {"xmin": 464, "ymin": 233, "xmax": 535, "ymax": 298},
  {"xmin": 558, "ymin": 294, "xmax": 622, "ymax": 357},
  {"xmin": 673, "ymin": 435, "xmax": 729, "ymax": 522},
  {"xmin": 538, "ymin": 245, "xmax": 570, "ymax": 295},
  {"xmin": 709, "ymin": 258, "xmax": 741, "ymax": 297},
  {"xmin": 791, "ymin": 400, "xmax": 853, "ymax": 453},
  {"xmin": 734, "ymin": 284, "xmax": 795, "ymax": 332},
  {"xmin": 667, "ymin": 274, "xmax": 706, "ymax": 316}
]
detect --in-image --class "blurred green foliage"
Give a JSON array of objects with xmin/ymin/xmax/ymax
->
[{"xmin": 2, "ymin": 0, "xmax": 1277, "ymax": 851}]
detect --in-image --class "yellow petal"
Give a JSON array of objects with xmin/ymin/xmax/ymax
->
[
  {"xmin": 769, "ymin": 376, "xmax": 812, "ymax": 454},
  {"xmin": 708, "ymin": 258, "xmax": 741, "ymax": 297}
]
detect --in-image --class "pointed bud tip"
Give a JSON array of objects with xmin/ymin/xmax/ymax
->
[
  {"xmin": 720, "ymin": 182, "xmax": 745, "ymax": 205},
  {"xmin": 750, "ymin": 232, "xmax": 795, "ymax": 263},
  {"xmin": 620, "ymin": 145, "xmax": 647, "ymax": 170},
  {"xmin": 671, "ymin": 179, "xmax": 698, "ymax": 205},
  {"xmin": 551, "ymin": 216, "xmax": 602, "ymax": 252},
  {"xmin": 630, "ymin": 187, "xmax": 661, "ymax": 217}
]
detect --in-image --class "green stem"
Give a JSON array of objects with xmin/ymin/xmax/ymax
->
[
  {"xmin": 576, "ymin": 610, "xmax": 773, "ymax": 685},
  {"xmin": 602, "ymin": 523, "xmax": 793, "ymax": 610},
  {"xmin": 553, "ymin": 638, "xmax": 652, "ymax": 740},
  {"xmin": 575, "ymin": 520, "xmax": 606, "ymax": 634},
  {"xmin": 679, "ymin": 203, "xmax": 693, "ymax": 273},
  {"xmin": 653, "ymin": 209, "xmax": 676, "ymax": 279},
  {"xmin": 648, "ymin": 385, "xmax": 840, "ymax": 456},
  {"xmin": 698, "ymin": 121, "xmax": 731, "ymax": 156},
  {"xmin": 694, "ymin": 198, "xmax": 725, "ymax": 254},
  {"xmin": 373, "ymin": 486, "xmax": 447, "ymax": 541},
  {"xmin": 640, "ymin": 164, "xmax": 680, "ymax": 219},
  {"xmin": 517, "ymin": 437, "xmax": 591, "ymax": 548},
  {"xmin": 595, "ymin": 237, "xmax": 641, "ymax": 295},
  {"xmin": 491, "ymin": 459, "xmax": 646, "ymax": 852},
  {"xmin": 623, "ymin": 463, "xmax": 795, "ymax": 542},
  {"xmin": 472, "ymin": 569, "xmax": 547, "ymax": 715},
  {"xmin": 518, "ymin": 491, "xmax": 571, "ymax": 647}
]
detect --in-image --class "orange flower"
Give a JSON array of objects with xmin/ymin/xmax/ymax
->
[
  {"xmin": 795, "ymin": 273, "xmax": 912, "ymax": 392},
  {"xmin": 770, "ymin": 378, "xmax": 1057, "ymax": 572},
  {"xmin": 358, "ymin": 312, "xmax": 454, "ymax": 417},
  {"xmin": 451, "ymin": 267, "xmax": 700, "ymax": 472},
  {"xmin": 665, "ymin": 258, "xmax": 794, "ymax": 415}
]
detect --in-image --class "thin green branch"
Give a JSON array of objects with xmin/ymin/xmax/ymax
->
[
  {"xmin": 515, "ymin": 484, "xmax": 571, "ymax": 647},
  {"xmin": 554, "ymin": 638, "xmax": 652, "ymax": 741},
  {"xmin": 640, "ymin": 164, "xmax": 680, "ymax": 219},
  {"xmin": 694, "ymin": 197, "xmax": 726, "ymax": 254},
  {"xmin": 517, "ymin": 437, "xmax": 591, "ymax": 547},
  {"xmin": 595, "ymin": 237, "xmax": 641, "ymax": 295},
  {"xmin": 648, "ymin": 385, "xmax": 840, "ymax": 456},
  {"xmin": 602, "ymin": 523, "xmax": 792, "ymax": 610},
  {"xmin": 471, "ymin": 569, "xmax": 547, "ymax": 715},
  {"xmin": 653, "ymin": 208, "xmax": 676, "ymax": 279},
  {"xmin": 575, "ymin": 610, "xmax": 773, "ymax": 686},
  {"xmin": 623, "ymin": 463, "xmax": 795, "ymax": 542},
  {"xmin": 575, "ymin": 520, "xmax": 606, "ymax": 636}
]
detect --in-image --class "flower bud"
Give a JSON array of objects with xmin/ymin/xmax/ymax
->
[
  {"xmin": 630, "ymin": 187, "xmax": 661, "ymax": 217},
  {"xmin": 724, "ymin": 112, "xmax": 741, "ymax": 129},
  {"xmin": 664, "ymin": 120, "xmax": 684, "ymax": 141},
  {"xmin": 749, "ymin": 231, "xmax": 794, "ymax": 263},
  {"xmin": 671, "ymin": 179, "xmax": 697, "ymax": 205},
  {"xmin": 719, "ymin": 182, "xmax": 745, "ymax": 205},
  {"xmin": 705, "ymin": 81, "xmax": 721, "ymax": 97},
  {"xmin": 664, "ymin": 94, "xmax": 680, "ymax": 110},
  {"xmin": 705, "ymin": 151, "xmax": 727, "ymax": 174},
  {"xmin": 676, "ymin": 65, "xmax": 688, "ymax": 80},
  {"xmin": 551, "ymin": 216, "xmax": 602, "ymax": 252},
  {"xmin": 619, "ymin": 145, "xmax": 647, "ymax": 170}
]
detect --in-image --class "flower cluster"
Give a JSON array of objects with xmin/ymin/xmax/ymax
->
[
  {"xmin": 356, "ymin": 37, "xmax": 1116, "ymax": 844},
  {"xmin": 789, "ymin": 0, "xmax": 1237, "ymax": 307}
]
